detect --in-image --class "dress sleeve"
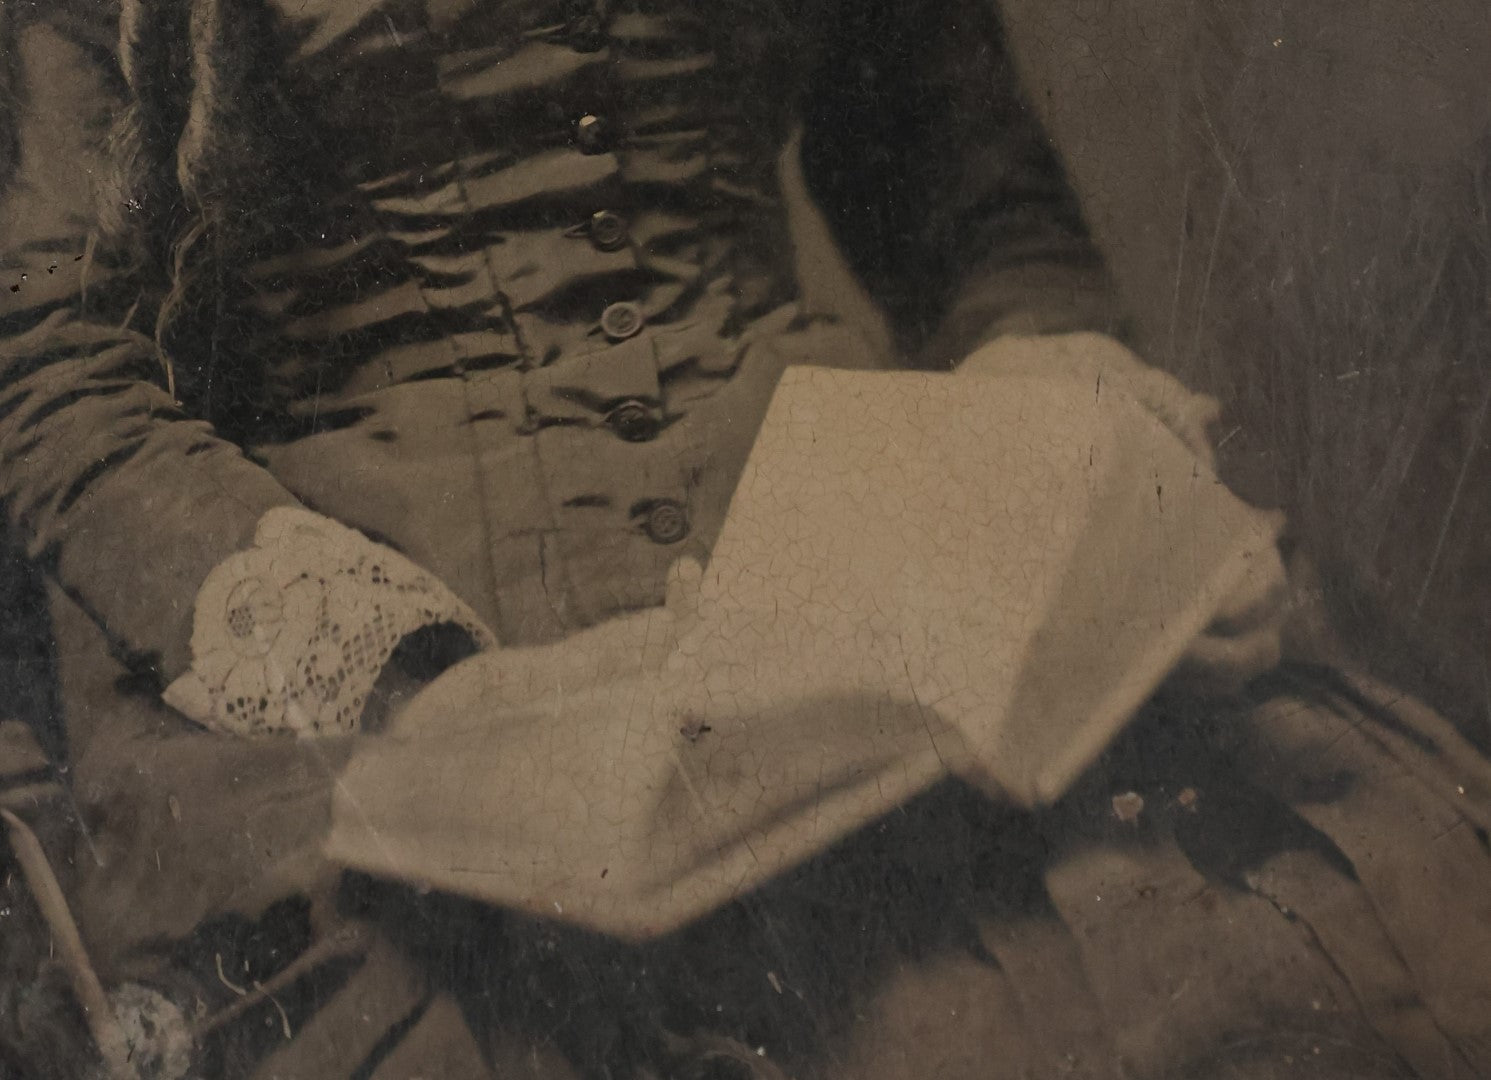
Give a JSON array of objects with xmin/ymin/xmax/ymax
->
[
  {"xmin": 799, "ymin": 0, "xmax": 1123, "ymax": 367},
  {"xmin": 1, "ymin": 14, "xmax": 498, "ymax": 734},
  {"xmin": 0, "ymin": 11, "xmax": 302, "ymax": 683}
]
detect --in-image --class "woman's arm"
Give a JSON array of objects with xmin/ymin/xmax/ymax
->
[
  {"xmin": 1, "ymin": 11, "xmax": 301, "ymax": 683},
  {"xmin": 800, "ymin": 0, "xmax": 1121, "ymax": 368},
  {"xmin": 0, "ymin": 12, "xmax": 491, "ymax": 735}
]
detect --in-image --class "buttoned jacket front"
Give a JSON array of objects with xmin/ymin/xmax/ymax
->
[{"xmin": 0, "ymin": 0, "xmax": 1114, "ymax": 691}]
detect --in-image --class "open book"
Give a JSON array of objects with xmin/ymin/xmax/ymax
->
[{"xmin": 325, "ymin": 366, "xmax": 1281, "ymax": 939}]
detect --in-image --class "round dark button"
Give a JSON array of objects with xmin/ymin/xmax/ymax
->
[
  {"xmin": 575, "ymin": 114, "xmax": 610, "ymax": 154},
  {"xmin": 600, "ymin": 301, "xmax": 644, "ymax": 341},
  {"xmin": 606, "ymin": 399, "xmax": 661, "ymax": 442},
  {"xmin": 644, "ymin": 501, "xmax": 690, "ymax": 545},
  {"xmin": 589, "ymin": 210, "xmax": 629, "ymax": 252}
]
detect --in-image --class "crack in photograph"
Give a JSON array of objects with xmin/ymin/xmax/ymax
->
[{"xmin": 2, "ymin": 1, "xmax": 1489, "ymax": 1077}]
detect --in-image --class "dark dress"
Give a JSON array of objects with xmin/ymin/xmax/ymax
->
[{"xmin": 2, "ymin": 2, "xmax": 1490, "ymax": 1078}]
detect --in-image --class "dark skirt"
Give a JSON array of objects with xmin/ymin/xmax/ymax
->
[{"xmin": 7, "ymin": 588, "xmax": 1491, "ymax": 1080}]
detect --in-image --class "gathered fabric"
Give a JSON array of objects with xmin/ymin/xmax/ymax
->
[{"xmin": 2, "ymin": 3, "xmax": 1490, "ymax": 1079}]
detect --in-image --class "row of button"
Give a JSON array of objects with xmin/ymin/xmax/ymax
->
[
  {"xmin": 569, "ymin": 118, "xmax": 644, "ymax": 344},
  {"xmin": 578, "ymin": 114, "xmax": 643, "ymax": 343},
  {"xmin": 558, "ymin": 9, "xmax": 689, "ymax": 547}
]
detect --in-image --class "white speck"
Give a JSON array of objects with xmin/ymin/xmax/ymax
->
[{"xmin": 1111, "ymin": 791, "xmax": 1145, "ymax": 823}]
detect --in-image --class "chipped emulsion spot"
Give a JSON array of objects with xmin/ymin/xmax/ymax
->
[
  {"xmin": 383, "ymin": 13, "xmax": 404, "ymax": 48},
  {"xmin": 1111, "ymin": 791, "xmax": 1145, "ymax": 823}
]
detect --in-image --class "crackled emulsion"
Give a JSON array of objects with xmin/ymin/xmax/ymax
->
[{"xmin": 2, "ymin": 2, "xmax": 1490, "ymax": 1079}]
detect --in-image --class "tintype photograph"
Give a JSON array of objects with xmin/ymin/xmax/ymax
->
[{"xmin": 2, "ymin": 1, "xmax": 1489, "ymax": 1077}]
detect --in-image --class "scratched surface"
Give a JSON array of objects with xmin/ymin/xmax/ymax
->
[
  {"xmin": 997, "ymin": 0, "xmax": 1491, "ymax": 735},
  {"xmin": 3, "ymin": 2, "xmax": 1491, "ymax": 1079}
]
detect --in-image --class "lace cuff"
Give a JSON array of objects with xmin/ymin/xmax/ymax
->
[{"xmin": 162, "ymin": 507, "xmax": 495, "ymax": 736}]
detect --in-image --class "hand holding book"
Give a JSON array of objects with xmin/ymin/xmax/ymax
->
[{"xmin": 326, "ymin": 361, "xmax": 1284, "ymax": 937}]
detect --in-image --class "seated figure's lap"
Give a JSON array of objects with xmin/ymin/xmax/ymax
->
[{"xmin": 39, "ymin": 579, "xmax": 1491, "ymax": 1079}]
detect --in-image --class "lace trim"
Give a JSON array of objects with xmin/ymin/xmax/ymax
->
[{"xmin": 163, "ymin": 507, "xmax": 495, "ymax": 736}]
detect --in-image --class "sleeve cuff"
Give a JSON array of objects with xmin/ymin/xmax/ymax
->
[{"xmin": 162, "ymin": 507, "xmax": 495, "ymax": 737}]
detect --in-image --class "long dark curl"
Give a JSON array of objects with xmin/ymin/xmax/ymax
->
[{"xmin": 100, "ymin": 0, "xmax": 284, "ymax": 417}]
